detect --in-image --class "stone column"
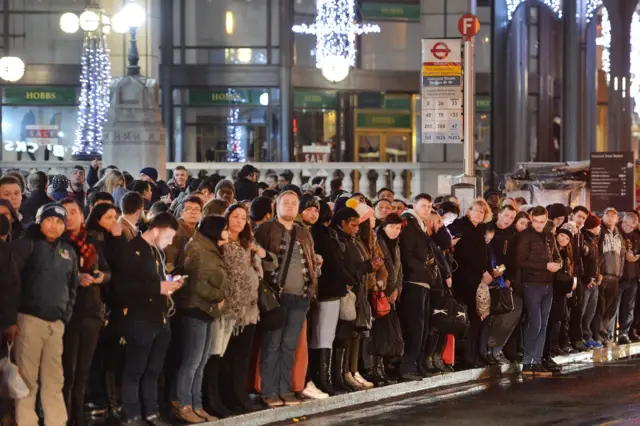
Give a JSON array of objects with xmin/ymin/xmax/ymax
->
[
  {"xmin": 603, "ymin": 0, "xmax": 636, "ymax": 154},
  {"xmin": 562, "ymin": 0, "xmax": 581, "ymax": 161}
]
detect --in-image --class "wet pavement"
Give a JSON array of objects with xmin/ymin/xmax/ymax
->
[{"xmin": 297, "ymin": 359, "xmax": 640, "ymax": 426}]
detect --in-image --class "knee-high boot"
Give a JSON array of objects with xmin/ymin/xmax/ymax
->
[
  {"xmin": 331, "ymin": 346, "xmax": 351, "ymax": 392},
  {"xmin": 202, "ymin": 355, "xmax": 234, "ymax": 418}
]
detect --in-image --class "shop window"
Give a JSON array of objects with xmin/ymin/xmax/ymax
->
[
  {"xmin": 2, "ymin": 106, "xmax": 78, "ymax": 162},
  {"xmin": 360, "ymin": 21, "xmax": 420, "ymax": 71}
]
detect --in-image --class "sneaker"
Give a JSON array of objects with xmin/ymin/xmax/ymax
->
[
  {"xmin": 531, "ymin": 364, "xmax": 554, "ymax": 377},
  {"xmin": 618, "ymin": 334, "xmax": 631, "ymax": 345},
  {"xmin": 590, "ymin": 340, "xmax": 604, "ymax": 349},
  {"xmin": 302, "ymin": 381, "xmax": 329, "ymax": 400},
  {"xmin": 521, "ymin": 364, "xmax": 534, "ymax": 376},
  {"xmin": 280, "ymin": 393, "xmax": 302, "ymax": 406},
  {"xmin": 353, "ymin": 372, "xmax": 374, "ymax": 389},
  {"xmin": 175, "ymin": 405, "xmax": 205, "ymax": 424},
  {"xmin": 601, "ymin": 336, "xmax": 612, "ymax": 347},
  {"xmin": 562, "ymin": 345, "xmax": 579, "ymax": 354},
  {"xmin": 263, "ymin": 395, "xmax": 284, "ymax": 408},
  {"xmin": 145, "ymin": 414, "xmax": 172, "ymax": 426}
]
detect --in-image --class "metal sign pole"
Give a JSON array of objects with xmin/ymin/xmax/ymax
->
[{"xmin": 463, "ymin": 0, "xmax": 477, "ymax": 177}]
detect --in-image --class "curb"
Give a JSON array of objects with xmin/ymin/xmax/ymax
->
[{"xmin": 203, "ymin": 342, "xmax": 640, "ymax": 426}]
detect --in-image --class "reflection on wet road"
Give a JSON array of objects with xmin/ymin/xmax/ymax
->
[{"xmin": 298, "ymin": 359, "xmax": 640, "ymax": 426}]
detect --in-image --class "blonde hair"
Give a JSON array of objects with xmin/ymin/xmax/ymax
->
[
  {"xmin": 104, "ymin": 170, "xmax": 125, "ymax": 194},
  {"xmin": 468, "ymin": 198, "xmax": 493, "ymax": 223}
]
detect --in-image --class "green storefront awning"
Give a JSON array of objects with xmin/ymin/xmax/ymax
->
[
  {"xmin": 3, "ymin": 87, "xmax": 77, "ymax": 105},
  {"xmin": 357, "ymin": 112, "xmax": 412, "ymax": 129},
  {"xmin": 188, "ymin": 89, "xmax": 271, "ymax": 106},
  {"xmin": 361, "ymin": 3, "xmax": 420, "ymax": 21},
  {"xmin": 294, "ymin": 90, "xmax": 339, "ymax": 109}
]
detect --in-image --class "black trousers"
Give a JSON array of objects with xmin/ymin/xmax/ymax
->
[
  {"xmin": 592, "ymin": 277, "xmax": 619, "ymax": 339},
  {"xmin": 544, "ymin": 291, "xmax": 567, "ymax": 357},
  {"xmin": 569, "ymin": 279, "xmax": 584, "ymax": 343},
  {"xmin": 219, "ymin": 324, "xmax": 256, "ymax": 410},
  {"xmin": 62, "ymin": 317, "xmax": 103, "ymax": 426},
  {"xmin": 102, "ymin": 310, "xmax": 126, "ymax": 411},
  {"xmin": 398, "ymin": 283, "xmax": 430, "ymax": 374}
]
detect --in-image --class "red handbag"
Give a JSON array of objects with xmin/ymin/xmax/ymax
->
[{"xmin": 370, "ymin": 287, "xmax": 391, "ymax": 318}]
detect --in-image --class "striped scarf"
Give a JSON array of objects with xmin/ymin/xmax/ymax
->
[
  {"xmin": 69, "ymin": 226, "xmax": 98, "ymax": 273},
  {"xmin": 271, "ymin": 227, "xmax": 311, "ymax": 297}
]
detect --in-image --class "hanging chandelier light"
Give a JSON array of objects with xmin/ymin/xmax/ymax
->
[{"xmin": 293, "ymin": 0, "xmax": 380, "ymax": 83}]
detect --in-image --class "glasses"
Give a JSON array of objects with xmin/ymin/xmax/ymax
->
[{"xmin": 184, "ymin": 208, "xmax": 202, "ymax": 214}]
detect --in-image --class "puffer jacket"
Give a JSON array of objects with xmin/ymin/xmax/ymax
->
[
  {"xmin": 515, "ymin": 225, "xmax": 561, "ymax": 285},
  {"xmin": 400, "ymin": 210, "xmax": 437, "ymax": 287},
  {"xmin": 178, "ymin": 231, "xmax": 227, "ymax": 320},
  {"xmin": 11, "ymin": 224, "xmax": 79, "ymax": 324},
  {"xmin": 599, "ymin": 226, "xmax": 625, "ymax": 278},
  {"xmin": 311, "ymin": 223, "xmax": 356, "ymax": 301}
]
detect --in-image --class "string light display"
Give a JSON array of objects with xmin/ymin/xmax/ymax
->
[
  {"xmin": 226, "ymin": 89, "xmax": 246, "ymax": 162},
  {"xmin": 73, "ymin": 34, "xmax": 111, "ymax": 156},
  {"xmin": 292, "ymin": 0, "xmax": 379, "ymax": 79},
  {"xmin": 597, "ymin": 6, "xmax": 611, "ymax": 74},
  {"xmin": 506, "ymin": 0, "xmax": 562, "ymax": 21},
  {"xmin": 586, "ymin": 0, "xmax": 602, "ymax": 23}
]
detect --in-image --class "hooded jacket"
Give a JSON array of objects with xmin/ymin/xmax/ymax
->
[
  {"xmin": 448, "ymin": 216, "xmax": 489, "ymax": 296},
  {"xmin": 621, "ymin": 228, "xmax": 640, "ymax": 281},
  {"xmin": 0, "ymin": 240, "xmax": 20, "ymax": 330},
  {"xmin": 514, "ymin": 225, "xmax": 561, "ymax": 285},
  {"xmin": 11, "ymin": 224, "xmax": 79, "ymax": 324},
  {"xmin": 234, "ymin": 176, "xmax": 259, "ymax": 202},
  {"xmin": 164, "ymin": 218, "xmax": 197, "ymax": 274},
  {"xmin": 178, "ymin": 231, "xmax": 227, "ymax": 321},
  {"xmin": 581, "ymin": 228, "xmax": 600, "ymax": 284},
  {"xmin": 599, "ymin": 226, "xmax": 625, "ymax": 278}
]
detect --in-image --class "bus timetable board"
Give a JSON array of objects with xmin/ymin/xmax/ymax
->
[{"xmin": 590, "ymin": 151, "xmax": 635, "ymax": 213}]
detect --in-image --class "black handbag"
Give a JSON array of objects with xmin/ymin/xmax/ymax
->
[
  {"xmin": 369, "ymin": 307, "xmax": 404, "ymax": 358},
  {"xmin": 489, "ymin": 286, "xmax": 515, "ymax": 315},
  {"xmin": 430, "ymin": 289, "xmax": 469, "ymax": 334},
  {"xmin": 354, "ymin": 283, "xmax": 372, "ymax": 331}
]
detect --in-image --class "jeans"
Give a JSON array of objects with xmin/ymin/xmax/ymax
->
[
  {"xmin": 618, "ymin": 279, "xmax": 638, "ymax": 336},
  {"xmin": 174, "ymin": 316, "xmax": 213, "ymax": 410},
  {"xmin": 121, "ymin": 319, "xmax": 171, "ymax": 420},
  {"xmin": 398, "ymin": 283, "xmax": 430, "ymax": 374},
  {"xmin": 581, "ymin": 284, "xmax": 599, "ymax": 340},
  {"xmin": 62, "ymin": 317, "xmax": 103, "ymax": 426},
  {"xmin": 593, "ymin": 276, "xmax": 619, "ymax": 339},
  {"xmin": 523, "ymin": 284, "xmax": 553, "ymax": 365},
  {"xmin": 260, "ymin": 294, "xmax": 310, "ymax": 397}
]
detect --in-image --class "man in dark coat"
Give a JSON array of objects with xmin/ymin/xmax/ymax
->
[
  {"xmin": 234, "ymin": 164, "xmax": 259, "ymax": 201},
  {"xmin": 19, "ymin": 171, "xmax": 52, "ymax": 225}
]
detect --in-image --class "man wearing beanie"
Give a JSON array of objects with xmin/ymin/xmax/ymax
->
[
  {"xmin": 576, "ymin": 214, "xmax": 603, "ymax": 350},
  {"xmin": 298, "ymin": 194, "xmax": 320, "ymax": 228},
  {"xmin": 20, "ymin": 171, "xmax": 51, "ymax": 226},
  {"xmin": 10, "ymin": 203, "xmax": 79, "ymax": 426},
  {"xmin": 249, "ymin": 196, "xmax": 274, "ymax": 228},
  {"xmin": 595, "ymin": 208, "xmax": 625, "ymax": 346},
  {"xmin": 51, "ymin": 174, "xmax": 71, "ymax": 202},
  {"xmin": 140, "ymin": 167, "xmax": 170, "ymax": 203},
  {"xmin": 214, "ymin": 179, "xmax": 236, "ymax": 205},
  {"xmin": 548, "ymin": 203, "xmax": 567, "ymax": 228}
]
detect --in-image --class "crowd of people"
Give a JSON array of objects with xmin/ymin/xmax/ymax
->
[{"xmin": 0, "ymin": 161, "xmax": 639, "ymax": 426}]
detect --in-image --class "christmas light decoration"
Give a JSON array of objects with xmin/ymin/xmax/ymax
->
[
  {"xmin": 585, "ymin": 0, "xmax": 602, "ymax": 23},
  {"xmin": 292, "ymin": 0, "xmax": 380, "ymax": 80},
  {"xmin": 597, "ymin": 6, "xmax": 611, "ymax": 74},
  {"xmin": 73, "ymin": 35, "xmax": 111, "ymax": 157},
  {"xmin": 226, "ymin": 89, "xmax": 246, "ymax": 162},
  {"xmin": 506, "ymin": 0, "xmax": 562, "ymax": 21}
]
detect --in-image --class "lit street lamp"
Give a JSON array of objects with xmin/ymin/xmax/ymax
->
[
  {"xmin": 112, "ymin": 1, "xmax": 146, "ymax": 76},
  {"xmin": 0, "ymin": 56, "xmax": 25, "ymax": 82}
]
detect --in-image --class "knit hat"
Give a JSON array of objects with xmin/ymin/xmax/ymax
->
[
  {"xmin": 584, "ymin": 214, "xmax": 601, "ymax": 230},
  {"xmin": 346, "ymin": 199, "xmax": 374, "ymax": 224},
  {"xmin": 556, "ymin": 227, "xmax": 573, "ymax": 240},
  {"xmin": 603, "ymin": 207, "xmax": 619, "ymax": 216},
  {"xmin": 140, "ymin": 167, "xmax": 158, "ymax": 182},
  {"xmin": 249, "ymin": 196, "xmax": 273, "ymax": 222},
  {"xmin": 561, "ymin": 221, "xmax": 578, "ymax": 235},
  {"xmin": 333, "ymin": 194, "xmax": 351, "ymax": 213},
  {"xmin": 483, "ymin": 188, "xmax": 502, "ymax": 200},
  {"xmin": 299, "ymin": 194, "xmax": 320, "ymax": 213},
  {"xmin": 282, "ymin": 184, "xmax": 302, "ymax": 199},
  {"xmin": 548, "ymin": 203, "xmax": 567, "ymax": 220},
  {"xmin": 35, "ymin": 203, "xmax": 67, "ymax": 224},
  {"xmin": 214, "ymin": 179, "xmax": 235, "ymax": 195},
  {"xmin": 51, "ymin": 174, "xmax": 69, "ymax": 191}
]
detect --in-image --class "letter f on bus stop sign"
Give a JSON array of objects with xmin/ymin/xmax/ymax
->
[{"xmin": 458, "ymin": 14, "xmax": 480, "ymax": 40}]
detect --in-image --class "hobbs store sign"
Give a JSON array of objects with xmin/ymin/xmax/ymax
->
[{"xmin": 3, "ymin": 124, "xmax": 68, "ymax": 157}]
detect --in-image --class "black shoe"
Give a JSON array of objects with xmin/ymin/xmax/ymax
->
[
  {"xmin": 601, "ymin": 337, "xmax": 612, "ymax": 347},
  {"xmin": 521, "ymin": 364, "xmax": 534, "ymax": 376},
  {"xmin": 361, "ymin": 369, "xmax": 385, "ymax": 387},
  {"xmin": 433, "ymin": 355, "xmax": 454, "ymax": 373},
  {"xmin": 203, "ymin": 355, "xmax": 235, "ymax": 418},
  {"xmin": 629, "ymin": 330, "xmax": 640, "ymax": 342},
  {"xmin": 375, "ymin": 357, "xmax": 396, "ymax": 385},
  {"xmin": 145, "ymin": 414, "xmax": 171, "ymax": 426},
  {"xmin": 515, "ymin": 352, "xmax": 524, "ymax": 362},
  {"xmin": 549, "ymin": 346, "xmax": 567, "ymax": 357},
  {"xmin": 618, "ymin": 334, "xmax": 631, "ymax": 345},
  {"xmin": 562, "ymin": 345, "xmax": 578, "ymax": 354},
  {"xmin": 531, "ymin": 364, "xmax": 554, "ymax": 377},
  {"xmin": 420, "ymin": 357, "xmax": 439, "ymax": 376},
  {"xmin": 542, "ymin": 359, "xmax": 562, "ymax": 374},
  {"xmin": 399, "ymin": 372, "xmax": 423, "ymax": 381},
  {"xmin": 317, "ymin": 348, "xmax": 343, "ymax": 395}
]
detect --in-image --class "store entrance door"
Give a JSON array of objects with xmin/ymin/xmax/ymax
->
[{"xmin": 355, "ymin": 131, "xmax": 412, "ymax": 162}]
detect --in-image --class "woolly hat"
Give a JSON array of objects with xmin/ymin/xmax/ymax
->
[
  {"xmin": 556, "ymin": 227, "xmax": 573, "ymax": 240},
  {"xmin": 483, "ymin": 188, "xmax": 502, "ymax": 200},
  {"xmin": 51, "ymin": 174, "xmax": 69, "ymax": 191},
  {"xmin": 548, "ymin": 203, "xmax": 567, "ymax": 220},
  {"xmin": 561, "ymin": 221, "xmax": 578, "ymax": 235},
  {"xmin": 140, "ymin": 167, "xmax": 158, "ymax": 182},
  {"xmin": 36, "ymin": 203, "xmax": 67, "ymax": 224},
  {"xmin": 346, "ymin": 198, "xmax": 374, "ymax": 224},
  {"xmin": 299, "ymin": 194, "xmax": 320, "ymax": 213},
  {"xmin": 584, "ymin": 214, "xmax": 601, "ymax": 230},
  {"xmin": 333, "ymin": 194, "xmax": 351, "ymax": 213}
]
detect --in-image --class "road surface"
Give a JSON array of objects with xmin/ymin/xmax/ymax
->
[{"xmin": 298, "ymin": 359, "xmax": 640, "ymax": 426}]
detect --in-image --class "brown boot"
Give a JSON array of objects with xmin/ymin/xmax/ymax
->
[
  {"xmin": 193, "ymin": 408, "xmax": 217, "ymax": 422},
  {"xmin": 176, "ymin": 405, "xmax": 205, "ymax": 424}
]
